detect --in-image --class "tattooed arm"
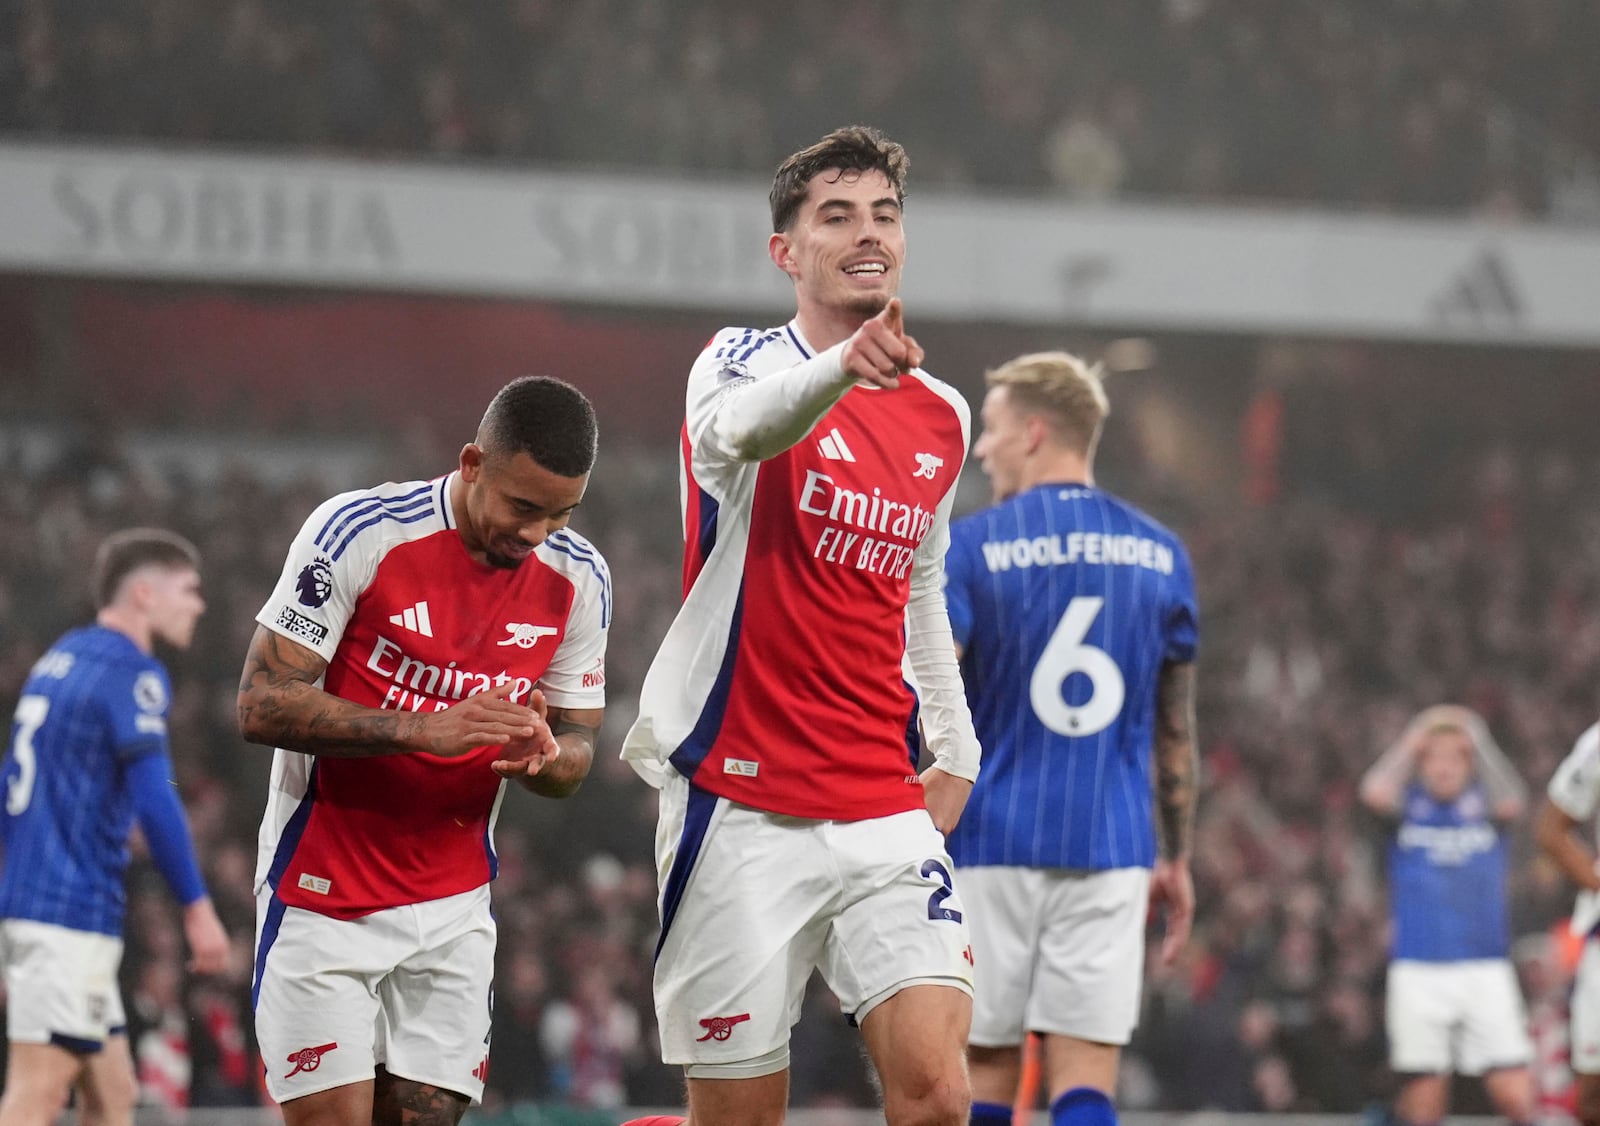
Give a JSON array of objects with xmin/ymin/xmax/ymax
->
[
  {"xmin": 236, "ymin": 625, "xmax": 539, "ymax": 758},
  {"xmin": 493, "ymin": 706, "xmax": 602, "ymax": 798},
  {"xmin": 1150, "ymin": 659, "xmax": 1199, "ymax": 966},
  {"xmin": 1155, "ymin": 661, "xmax": 1200, "ymax": 860}
]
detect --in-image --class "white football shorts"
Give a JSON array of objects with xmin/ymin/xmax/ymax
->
[
  {"xmin": 253, "ymin": 883, "xmax": 495, "ymax": 1105},
  {"xmin": 959, "ymin": 865, "xmax": 1150, "ymax": 1047},
  {"xmin": 652, "ymin": 771, "xmax": 974, "ymax": 1074},
  {"xmin": 1386, "ymin": 958, "xmax": 1533, "ymax": 1074},
  {"xmin": 1570, "ymin": 939, "xmax": 1600, "ymax": 1074},
  {"xmin": 0, "ymin": 919, "xmax": 126, "ymax": 1051}
]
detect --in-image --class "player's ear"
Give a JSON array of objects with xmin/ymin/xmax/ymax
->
[
  {"xmin": 123, "ymin": 572, "xmax": 153, "ymax": 612},
  {"xmin": 459, "ymin": 443, "xmax": 485, "ymax": 481},
  {"xmin": 769, "ymin": 231, "xmax": 798, "ymax": 279},
  {"xmin": 1025, "ymin": 415, "xmax": 1050, "ymax": 456}
]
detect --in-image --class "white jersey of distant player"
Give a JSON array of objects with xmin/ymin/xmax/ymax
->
[
  {"xmin": 1550, "ymin": 724, "xmax": 1600, "ymax": 933},
  {"xmin": 253, "ymin": 472, "xmax": 609, "ymax": 919},
  {"xmin": 1549, "ymin": 723, "xmax": 1600, "ymax": 1075}
]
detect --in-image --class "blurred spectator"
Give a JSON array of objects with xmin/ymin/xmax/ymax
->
[
  {"xmin": 1043, "ymin": 106, "xmax": 1127, "ymax": 200},
  {"xmin": 540, "ymin": 962, "xmax": 642, "ymax": 1109},
  {"xmin": 486, "ymin": 950, "xmax": 556, "ymax": 1107},
  {"xmin": 1517, "ymin": 930, "xmax": 1579, "ymax": 1125},
  {"xmin": 127, "ymin": 957, "xmax": 191, "ymax": 1110},
  {"xmin": 3, "ymin": 1, "xmax": 1598, "ymax": 222},
  {"xmin": 789, "ymin": 984, "xmax": 877, "ymax": 1109}
]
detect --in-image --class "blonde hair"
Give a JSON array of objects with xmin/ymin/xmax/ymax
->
[
  {"xmin": 1413, "ymin": 704, "xmax": 1483, "ymax": 746},
  {"xmin": 985, "ymin": 351, "xmax": 1110, "ymax": 454}
]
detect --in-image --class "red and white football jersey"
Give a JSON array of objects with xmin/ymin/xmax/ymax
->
[
  {"xmin": 623, "ymin": 323, "xmax": 970, "ymax": 821},
  {"xmin": 254, "ymin": 472, "xmax": 609, "ymax": 919}
]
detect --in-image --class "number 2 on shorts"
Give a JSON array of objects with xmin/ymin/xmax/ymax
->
[{"xmin": 920, "ymin": 859, "xmax": 962, "ymax": 923}]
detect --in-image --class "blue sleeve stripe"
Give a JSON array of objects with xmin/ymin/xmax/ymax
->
[
  {"xmin": 546, "ymin": 529, "xmax": 598, "ymax": 561},
  {"xmin": 736, "ymin": 330, "xmax": 782, "ymax": 363},
  {"xmin": 545, "ymin": 533, "xmax": 611, "ymax": 586},
  {"xmin": 313, "ymin": 483, "xmax": 433, "ymax": 549},
  {"xmin": 714, "ymin": 328, "xmax": 754, "ymax": 360},
  {"xmin": 317, "ymin": 491, "xmax": 434, "ymax": 552},
  {"xmin": 542, "ymin": 540, "xmax": 612, "ymax": 628},
  {"xmin": 328, "ymin": 506, "xmax": 436, "ymax": 561}
]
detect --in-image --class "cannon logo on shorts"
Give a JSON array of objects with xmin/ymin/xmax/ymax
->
[
  {"xmin": 284, "ymin": 1042, "xmax": 338, "ymax": 1077},
  {"xmin": 695, "ymin": 1012, "xmax": 751, "ymax": 1042}
]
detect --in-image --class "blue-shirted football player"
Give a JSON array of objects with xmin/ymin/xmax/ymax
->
[
  {"xmin": 0, "ymin": 529, "xmax": 230, "ymax": 1126},
  {"xmin": 943, "ymin": 352, "xmax": 1200, "ymax": 1126},
  {"xmin": 1360, "ymin": 704, "xmax": 1536, "ymax": 1126}
]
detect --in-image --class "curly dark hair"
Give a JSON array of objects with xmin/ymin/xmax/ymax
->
[{"xmin": 478, "ymin": 376, "xmax": 598, "ymax": 478}]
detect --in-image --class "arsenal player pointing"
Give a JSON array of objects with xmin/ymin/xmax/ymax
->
[{"xmin": 622, "ymin": 125, "xmax": 981, "ymax": 1126}]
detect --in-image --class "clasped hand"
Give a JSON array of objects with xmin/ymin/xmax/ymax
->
[{"xmin": 420, "ymin": 681, "xmax": 561, "ymax": 777}]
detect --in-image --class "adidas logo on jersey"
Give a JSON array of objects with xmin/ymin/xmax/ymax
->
[
  {"xmin": 817, "ymin": 427, "xmax": 856, "ymax": 462},
  {"xmin": 388, "ymin": 601, "xmax": 434, "ymax": 637}
]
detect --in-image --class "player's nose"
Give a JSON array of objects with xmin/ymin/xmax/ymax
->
[{"xmin": 517, "ymin": 519, "xmax": 551, "ymax": 547}]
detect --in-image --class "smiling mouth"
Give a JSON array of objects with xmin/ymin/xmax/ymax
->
[{"xmin": 843, "ymin": 262, "xmax": 888, "ymax": 278}]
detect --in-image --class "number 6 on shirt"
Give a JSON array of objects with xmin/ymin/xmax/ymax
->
[{"xmin": 1028, "ymin": 596, "xmax": 1125, "ymax": 738}]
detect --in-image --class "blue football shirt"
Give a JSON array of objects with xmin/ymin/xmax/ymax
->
[
  {"xmin": 0, "ymin": 625, "xmax": 174, "ymax": 936},
  {"xmin": 944, "ymin": 484, "xmax": 1198, "ymax": 870},
  {"xmin": 1387, "ymin": 780, "xmax": 1509, "ymax": 961}
]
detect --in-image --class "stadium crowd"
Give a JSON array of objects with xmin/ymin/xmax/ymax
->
[
  {"xmin": 2, "ymin": 0, "xmax": 1598, "ymax": 222},
  {"xmin": 3, "ymin": 334, "xmax": 1599, "ymax": 1117}
]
